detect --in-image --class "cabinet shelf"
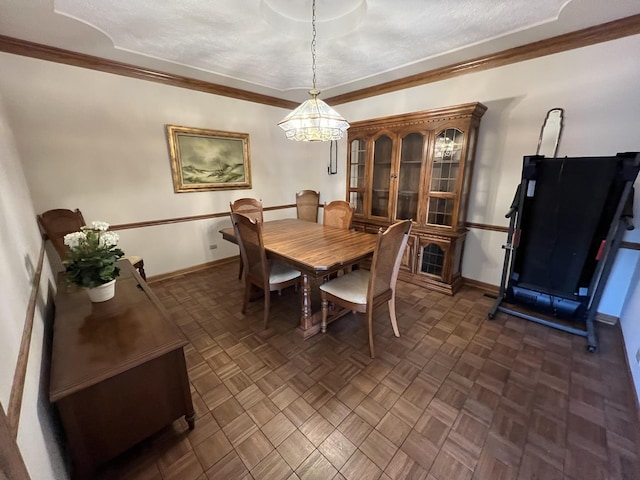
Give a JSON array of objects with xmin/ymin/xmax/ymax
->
[{"xmin": 346, "ymin": 102, "xmax": 486, "ymax": 294}]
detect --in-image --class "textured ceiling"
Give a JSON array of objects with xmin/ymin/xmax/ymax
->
[{"xmin": 1, "ymin": 0, "xmax": 640, "ymax": 102}]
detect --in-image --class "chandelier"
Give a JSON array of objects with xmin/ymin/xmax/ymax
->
[{"xmin": 278, "ymin": 0, "xmax": 349, "ymax": 141}]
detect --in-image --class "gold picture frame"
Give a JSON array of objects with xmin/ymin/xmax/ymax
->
[{"xmin": 166, "ymin": 125, "xmax": 252, "ymax": 192}]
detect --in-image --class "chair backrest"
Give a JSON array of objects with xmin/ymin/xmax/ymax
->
[
  {"xmin": 368, "ymin": 220, "xmax": 412, "ymax": 300},
  {"xmin": 323, "ymin": 200, "xmax": 354, "ymax": 230},
  {"xmin": 230, "ymin": 198, "xmax": 263, "ymax": 222},
  {"xmin": 37, "ymin": 208, "xmax": 87, "ymax": 261},
  {"xmin": 230, "ymin": 212, "xmax": 269, "ymax": 288},
  {"xmin": 296, "ymin": 190, "xmax": 320, "ymax": 222}
]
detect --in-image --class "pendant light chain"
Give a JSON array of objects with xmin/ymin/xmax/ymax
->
[
  {"xmin": 277, "ymin": 0, "xmax": 349, "ymax": 141},
  {"xmin": 311, "ymin": 0, "xmax": 317, "ymax": 92}
]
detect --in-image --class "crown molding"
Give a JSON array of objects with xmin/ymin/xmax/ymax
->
[
  {"xmin": 325, "ymin": 14, "xmax": 640, "ymax": 105},
  {"xmin": 0, "ymin": 34, "xmax": 299, "ymax": 110},
  {"xmin": 1, "ymin": 14, "xmax": 639, "ymax": 108}
]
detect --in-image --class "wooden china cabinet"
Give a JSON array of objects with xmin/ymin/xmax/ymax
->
[{"xmin": 346, "ymin": 102, "xmax": 486, "ymax": 294}]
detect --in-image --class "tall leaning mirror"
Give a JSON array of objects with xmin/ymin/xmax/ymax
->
[{"xmin": 536, "ymin": 108, "xmax": 564, "ymax": 157}]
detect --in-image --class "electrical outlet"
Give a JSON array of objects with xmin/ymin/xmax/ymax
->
[
  {"xmin": 209, "ymin": 244, "xmax": 218, "ymax": 250},
  {"xmin": 636, "ymin": 348, "xmax": 640, "ymax": 366}
]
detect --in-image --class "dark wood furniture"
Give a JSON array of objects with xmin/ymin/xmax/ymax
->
[
  {"xmin": 346, "ymin": 102, "xmax": 486, "ymax": 294},
  {"xmin": 221, "ymin": 218, "xmax": 378, "ymax": 338},
  {"xmin": 0, "ymin": 406, "xmax": 29, "ymax": 480},
  {"xmin": 49, "ymin": 261, "xmax": 194, "ymax": 479},
  {"xmin": 37, "ymin": 208, "xmax": 146, "ymax": 280}
]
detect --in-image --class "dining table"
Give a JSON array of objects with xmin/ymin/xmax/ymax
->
[{"xmin": 220, "ymin": 218, "xmax": 379, "ymax": 338}]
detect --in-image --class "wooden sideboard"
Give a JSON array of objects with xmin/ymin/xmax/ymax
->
[{"xmin": 49, "ymin": 261, "xmax": 194, "ymax": 479}]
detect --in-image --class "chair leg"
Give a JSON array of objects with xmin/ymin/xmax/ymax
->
[
  {"xmin": 388, "ymin": 294, "xmax": 400, "ymax": 337},
  {"xmin": 238, "ymin": 257, "xmax": 244, "ymax": 280},
  {"xmin": 242, "ymin": 282, "xmax": 251, "ymax": 314},
  {"xmin": 263, "ymin": 290, "xmax": 271, "ymax": 329},
  {"xmin": 367, "ymin": 310, "xmax": 375, "ymax": 359},
  {"xmin": 321, "ymin": 298, "xmax": 329, "ymax": 333},
  {"xmin": 134, "ymin": 260, "xmax": 146, "ymax": 281}
]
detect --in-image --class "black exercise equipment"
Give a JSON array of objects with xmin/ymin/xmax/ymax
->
[{"xmin": 488, "ymin": 152, "xmax": 640, "ymax": 352}]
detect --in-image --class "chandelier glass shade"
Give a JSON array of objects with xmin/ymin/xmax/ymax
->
[
  {"xmin": 278, "ymin": 89, "xmax": 349, "ymax": 141},
  {"xmin": 278, "ymin": 0, "xmax": 349, "ymax": 141}
]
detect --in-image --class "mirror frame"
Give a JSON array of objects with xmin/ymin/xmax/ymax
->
[{"xmin": 536, "ymin": 108, "xmax": 564, "ymax": 158}]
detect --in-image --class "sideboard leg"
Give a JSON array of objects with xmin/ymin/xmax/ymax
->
[{"xmin": 185, "ymin": 411, "xmax": 196, "ymax": 430}]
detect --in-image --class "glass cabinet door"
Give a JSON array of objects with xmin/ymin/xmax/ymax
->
[
  {"xmin": 457, "ymin": 127, "xmax": 477, "ymax": 225},
  {"xmin": 420, "ymin": 242, "xmax": 445, "ymax": 278},
  {"xmin": 396, "ymin": 132, "xmax": 424, "ymax": 221},
  {"xmin": 371, "ymin": 135, "xmax": 392, "ymax": 218},
  {"xmin": 348, "ymin": 139, "xmax": 367, "ymax": 214},
  {"xmin": 345, "ymin": 102, "xmax": 486, "ymax": 295},
  {"xmin": 426, "ymin": 128, "xmax": 463, "ymax": 227}
]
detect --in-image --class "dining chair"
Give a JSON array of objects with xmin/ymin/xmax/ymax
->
[
  {"xmin": 37, "ymin": 208, "xmax": 146, "ymax": 280},
  {"xmin": 322, "ymin": 200, "xmax": 354, "ymax": 230},
  {"xmin": 322, "ymin": 200, "xmax": 356, "ymax": 278},
  {"xmin": 319, "ymin": 219, "xmax": 412, "ymax": 358},
  {"xmin": 230, "ymin": 212, "xmax": 301, "ymax": 328},
  {"xmin": 295, "ymin": 190, "xmax": 320, "ymax": 222},
  {"xmin": 230, "ymin": 198, "xmax": 264, "ymax": 280}
]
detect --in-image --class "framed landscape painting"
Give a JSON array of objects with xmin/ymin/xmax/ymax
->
[{"xmin": 166, "ymin": 125, "xmax": 252, "ymax": 192}]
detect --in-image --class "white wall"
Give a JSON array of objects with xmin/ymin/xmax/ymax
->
[
  {"xmin": 339, "ymin": 34, "xmax": 640, "ymax": 312},
  {"xmin": 1, "ymin": 32, "xmax": 639, "ymax": 445},
  {"xmin": 619, "ymin": 259, "xmax": 640, "ymax": 405},
  {"xmin": 338, "ymin": 35, "xmax": 640, "ymax": 400},
  {"xmin": 0, "ymin": 53, "xmax": 347, "ymax": 478},
  {"xmin": 0, "ymin": 53, "xmax": 347, "ymax": 278},
  {"xmin": 0, "ymin": 93, "xmax": 67, "ymax": 479}
]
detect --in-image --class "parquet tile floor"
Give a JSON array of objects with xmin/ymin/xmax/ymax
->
[{"xmin": 95, "ymin": 261, "xmax": 640, "ymax": 480}]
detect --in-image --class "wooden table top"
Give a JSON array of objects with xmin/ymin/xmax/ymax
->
[
  {"xmin": 220, "ymin": 218, "xmax": 378, "ymax": 277},
  {"xmin": 49, "ymin": 261, "xmax": 187, "ymax": 402}
]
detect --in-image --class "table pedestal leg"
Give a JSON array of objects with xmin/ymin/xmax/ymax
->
[{"xmin": 296, "ymin": 273, "xmax": 321, "ymax": 338}]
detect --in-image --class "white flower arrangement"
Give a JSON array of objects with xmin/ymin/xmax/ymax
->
[{"xmin": 63, "ymin": 221, "xmax": 125, "ymax": 288}]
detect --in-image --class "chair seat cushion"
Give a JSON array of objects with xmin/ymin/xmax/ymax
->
[
  {"xmin": 251, "ymin": 261, "xmax": 300, "ymax": 284},
  {"xmin": 123, "ymin": 255, "xmax": 143, "ymax": 265},
  {"xmin": 319, "ymin": 269, "xmax": 369, "ymax": 305},
  {"xmin": 269, "ymin": 262, "xmax": 300, "ymax": 283}
]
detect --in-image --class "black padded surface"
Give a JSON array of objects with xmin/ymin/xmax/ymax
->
[{"xmin": 512, "ymin": 156, "xmax": 627, "ymax": 298}]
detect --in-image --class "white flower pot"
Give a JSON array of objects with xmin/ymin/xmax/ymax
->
[{"xmin": 86, "ymin": 279, "xmax": 116, "ymax": 302}]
